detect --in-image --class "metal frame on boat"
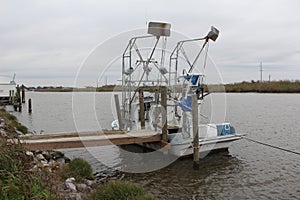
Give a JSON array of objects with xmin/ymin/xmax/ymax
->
[{"xmin": 112, "ymin": 22, "xmax": 242, "ymax": 157}]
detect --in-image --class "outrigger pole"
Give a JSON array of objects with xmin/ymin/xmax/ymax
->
[{"xmin": 169, "ymin": 26, "xmax": 219, "ymax": 85}]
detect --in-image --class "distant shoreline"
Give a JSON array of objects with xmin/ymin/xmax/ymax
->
[{"xmin": 31, "ymin": 81, "xmax": 300, "ymax": 93}]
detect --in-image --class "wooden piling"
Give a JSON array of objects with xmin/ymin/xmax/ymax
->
[
  {"xmin": 28, "ymin": 98, "xmax": 32, "ymax": 113},
  {"xmin": 13, "ymin": 103, "xmax": 18, "ymax": 111},
  {"xmin": 16, "ymin": 85, "xmax": 20, "ymax": 101},
  {"xmin": 21, "ymin": 85, "xmax": 25, "ymax": 103},
  {"xmin": 138, "ymin": 89, "xmax": 145, "ymax": 129},
  {"xmin": 114, "ymin": 94, "xmax": 124, "ymax": 130},
  {"xmin": 161, "ymin": 86, "xmax": 168, "ymax": 142},
  {"xmin": 192, "ymin": 94, "xmax": 199, "ymax": 170},
  {"xmin": 12, "ymin": 90, "xmax": 15, "ymax": 105},
  {"xmin": 18, "ymin": 102, "xmax": 22, "ymax": 112},
  {"xmin": 9, "ymin": 90, "xmax": 12, "ymax": 104}
]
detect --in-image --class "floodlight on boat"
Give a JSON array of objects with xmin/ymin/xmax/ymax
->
[
  {"xmin": 124, "ymin": 67, "xmax": 134, "ymax": 75},
  {"xmin": 206, "ymin": 26, "xmax": 219, "ymax": 41},
  {"xmin": 159, "ymin": 67, "xmax": 168, "ymax": 75},
  {"xmin": 147, "ymin": 22, "xmax": 171, "ymax": 37}
]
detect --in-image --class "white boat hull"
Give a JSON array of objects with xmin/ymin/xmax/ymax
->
[{"xmin": 169, "ymin": 135, "xmax": 242, "ymax": 157}]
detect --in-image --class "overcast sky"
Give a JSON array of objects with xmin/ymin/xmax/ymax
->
[{"xmin": 1, "ymin": 0, "xmax": 299, "ymax": 87}]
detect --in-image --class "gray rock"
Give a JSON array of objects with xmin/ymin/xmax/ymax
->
[
  {"xmin": 48, "ymin": 159, "xmax": 58, "ymax": 167},
  {"xmin": 65, "ymin": 177, "xmax": 77, "ymax": 192},
  {"xmin": 76, "ymin": 183, "xmax": 88, "ymax": 192},
  {"xmin": 56, "ymin": 157, "xmax": 65, "ymax": 166},
  {"xmin": 66, "ymin": 177, "xmax": 76, "ymax": 183},
  {"xmin": 36, "ymin": 154, "xmax": 46, "ymax": 161},
  {"xmin": 42, "ymin": 151, "xmax": 51, "ymax": 161},
  {"xmin": 26, "ymin": 151, "xmax": 34, "ymax": 157},
  {"xmin": 0, "ymin": 130, "xmax": 7, "ymax": 137},
  {"xmin": 41, "ymin": 161, "xmax": 49, "ymax": 166},
  {"xmin": 50, "ymin": 151, "xmax": 64, "ymax": 159},
  {"xmin": 65, "ymin": 181, "xmax": 77, "ymax": 192},
  {"xmin": 76, "ymin": 193, "xmax": 82, "ymax": 200},
  {"xmin": 85, "ymin": 179, "xmax": 94, "ymax": 187},
  {"xmin": 35, "ymin": 150, "xmax": 42, "ymax": 154}
]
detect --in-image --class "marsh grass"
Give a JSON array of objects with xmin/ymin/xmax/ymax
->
[
  {"xmin": 0, "ymin": 108, "xmax": 28, "ymax": 134},
  {"xmin": 60, "ymin": 157, "xmax": 93, "ymax": 182},
  {"xmin": 90, "ymin": 180, "xmax": 155, "ymax": 200},
  {"xmin": 0, "ymin": 109, "xmax": 60, "ymax": 199},
  {"xmin": 224, "ymin": 80, "xmax": 300, "ymax": 93},
  {"xmin": 0, "ymin": 135, "xmax": 61, "ymax": 199}
]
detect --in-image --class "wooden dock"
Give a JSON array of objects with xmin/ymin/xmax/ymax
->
[{"xmin": 19, "ymin": 130, "xmax": 162, "ymax": 150}]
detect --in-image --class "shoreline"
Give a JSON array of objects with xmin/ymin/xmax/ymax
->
[
  {"xmin": 0, "ymin": 108, "xmax": 155, "ymax": 200},
  {"xmin": 29, "ymin": 80, "xmax": 300, "ymax": 93}
]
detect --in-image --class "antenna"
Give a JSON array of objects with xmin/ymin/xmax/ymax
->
[{"xmin": 10, "ymin": 73, "xmax": 16, "ymax": 84}]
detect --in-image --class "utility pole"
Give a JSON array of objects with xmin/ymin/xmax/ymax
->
[
  {"xmin": 260, "ymin": 62, "xmax": 263, "ymax": 82},
  {"xmin": 269, "ymin": 74, "xmax": 271, "ymax": 82}
]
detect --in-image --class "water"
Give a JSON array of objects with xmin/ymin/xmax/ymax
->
[{"xmin": 12, "ymin": 92, "xmax": 300, "ymax": 199}]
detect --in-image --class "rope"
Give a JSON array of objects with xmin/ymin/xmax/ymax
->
[{"xmin": 242, "ymin": 136, "xmax": 300, "ymax": 156}]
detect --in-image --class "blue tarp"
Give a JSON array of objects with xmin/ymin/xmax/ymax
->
[
  {"xmin": 183, "ymin": 75, "xmax": 200, "ymax": 85},
  {"xmin": 178, "ymin": 96, "xmax": 192, "ymax": 112}
]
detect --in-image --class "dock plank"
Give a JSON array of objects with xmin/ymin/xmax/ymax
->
[{"xmin": 20, "ymin": 130, "xmax": 162, "ymax": 150}]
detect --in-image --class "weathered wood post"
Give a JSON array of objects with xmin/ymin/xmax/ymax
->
[
  {"xmin": 16, "ymin": 85, "xmax": 20, "ymax": 101},
  {"xmin": 11, "ymin": 90, "xmax": 15, "ymax": 105},
  {"xmin": 28, "ymin": 98, "xmax": 32, "ymax": 113},
  {"xmin": 18, "ymin": 101, "xmax": 22, "ymax": 112},
  {"xmin": 9, "ymin": 90, "xmax": 12, "ymax": 104},
  {"xmin": 161, "ymin": 86, "xmax": 168, "ymax": 142},
  {"xmin": 15, "ymin": 85, "xmax": 22, "ymax": 111},
  {"xmin": 138, "ymin": 88, "xmax": 145, "ymax": 129},
  {"xmin": 192, "ymin": 94, "xmax": 200, "ymax": 170},
  {"xmin": 114, "ymin": 94, "xmax": 124, "ymax": 130},
  {"xmin": 21, "ymin": 85, "xmax": 25, "ymax": 103}
]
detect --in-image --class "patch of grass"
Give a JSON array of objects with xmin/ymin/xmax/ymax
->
[
  {"xmin": 90, "ymin": 180, "xmax": 155, "ymax": 200},
  {"xmin": 0, "ymin": 108, "xmax": 17, "ymax": 121},
  {"xmin": 15, "ymin": 123, "xmax": 28, "ymax": 134},
  {"xmin": 0, "ymin": 108, "xmax": 28, "ymax": 134},
  {"xmin": 61, "ymin": 157, "xmax": 93, "ymax": 182}
]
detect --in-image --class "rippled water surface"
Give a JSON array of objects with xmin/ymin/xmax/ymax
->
[{"xmin": 13, "ymin": 92, "xmax": 300, "ymax": 199}]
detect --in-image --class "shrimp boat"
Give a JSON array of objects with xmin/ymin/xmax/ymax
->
[{"xmin": 111, "ymin": 22, "xmax": 242, "ymax": 157}]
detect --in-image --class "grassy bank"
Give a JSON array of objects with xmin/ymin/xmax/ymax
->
[
  {"xmin": 0, "ymin": 108, "xmax": 28, "ymax": 134},
  {"xmin": 223, "ymin": 80, "xmax": 300, "ymax": 93},
  {"xmin": 32, "ymin": 80, "xmax": 300, "ymax": 93},
  {"xmin": 0, "ymin": 108, "xmax": 155, "ymax": 200},
  {"xmin": 0, "ymin": 109, "xmax": 60, "ymax": 199}
]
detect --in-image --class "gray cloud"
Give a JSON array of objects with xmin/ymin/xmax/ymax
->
[{"xmin": 0, "ymin": 0, "xmax": 299, "ymax": 86}]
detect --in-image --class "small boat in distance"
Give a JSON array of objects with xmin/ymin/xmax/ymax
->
[
  {"xmin": 0, "ymin": 74, "xmax": 16, "ymax": 105},
  {"xmin": 111, "ymin": 22, "xmax": 243, "ymax": 158}
]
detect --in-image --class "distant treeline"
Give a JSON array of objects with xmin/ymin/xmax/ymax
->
[
  {"xmin": 209, "ymin": 80, "xmax": 300, "ymax": 93},
  {"xmin": 32, "ymin": 81, "xmax": 300, "ymax": 93}
]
